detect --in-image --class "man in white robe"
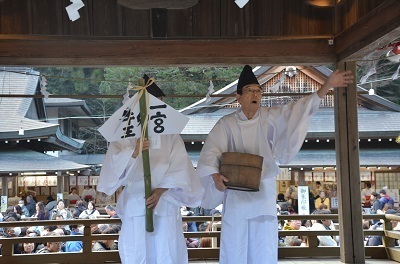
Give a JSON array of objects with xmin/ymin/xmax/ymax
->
[
  {"xmin": 98, "ymin": 75, "xmax": 204, "ymax": 264},
  {"xmin": 197, "ymin": 65, "xmax": 353, "ymax": 264}
]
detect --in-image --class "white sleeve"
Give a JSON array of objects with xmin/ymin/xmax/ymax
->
[
  {"xmin": 97, "ymin": 140, "xmax": 137, "ymax": 196},
  {"xmin": 196, "ymin": 119, "xmax": 228, "ymax": 209},
  {"xmin": 268, "ymin": 93, "xmax": 321, "ymax": 164}
]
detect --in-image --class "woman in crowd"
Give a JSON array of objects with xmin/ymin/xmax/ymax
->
[
  {"xmin": 34, "ymin": 202, "xmax": 49, "ymax": 220},
  {"xmin": 79, "ymin": 201, "xmax": 100, "ymax": 219},
  {"xmin": 51, "ymin": 200, "xmax": 71, "ymax": 220}
]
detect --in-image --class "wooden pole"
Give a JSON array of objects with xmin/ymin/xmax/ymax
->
[
  {"xmin": 335, "ymin": 61, "xmax": 365, "ymax": 263},
  {"xmin": 138, "ymin": 78, "xmax": 154, "ymax": 232}
]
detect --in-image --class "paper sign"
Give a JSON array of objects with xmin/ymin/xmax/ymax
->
[
  {"xmin": 70, "ymin": 176, "xmax": 77, "ymax": 186},
  {"xmin": 305, "ymin": 171, "xmax": 313, "ymax": 182},
  {"xmin": 98, "ymin": 93, "xmax": 189, "ymax": 142},
  {"xmin": 298, "ymin": 186, "xmax": 310, "ymax": 215},
  {"xmin": 325, "ymin": 172, "xmax": 336, "ymax": 182},
  {"xmin": 78, "ymin": 176, "xmax": 88, "ymax": 186},
  {"xmin": 314, "ymin": 172, "xmax": 324, "ymax": 182},
  {"xmin": 1, "ymin": 196, "xmax": 7, "ymax": 212},
  {"xmin": 47, "ymin": 176, "xmax": 57, "ymax": 186}
]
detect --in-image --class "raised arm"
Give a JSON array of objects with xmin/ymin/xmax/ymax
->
[{"xmin": 317, "ymin": 69, "xmax": 354, "ymax": 98}]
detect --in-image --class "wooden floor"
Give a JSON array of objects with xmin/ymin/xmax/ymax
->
[{"xmin": 189, "ymin": 258, "xmax": 399, "ymax": 263}]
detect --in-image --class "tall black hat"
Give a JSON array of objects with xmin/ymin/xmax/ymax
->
[
  {"xmin": 237, "ymin": 65, "xmax": 260, "ymax": 94},
  {"xmin": 143, "ymin": 74, "xmax": 166, "ymax": 98}
]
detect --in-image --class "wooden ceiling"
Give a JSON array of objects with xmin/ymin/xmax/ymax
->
[{"xmin": 0, "ymin": 0, "xmax": 398, "ymax": 66}]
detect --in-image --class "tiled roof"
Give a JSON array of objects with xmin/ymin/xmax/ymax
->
[
  {"xmin": 0, "ymin": 69, "xmax": 59, "ymax": 138},
  {"xmin": 0, "ymin": 147, "xmax": 89, "ymax": 173},
  {"xmin": 181, "ymin": 107, "xmax": 400, "ymax": 138},
  {"xmin": 187, "ymin": 148, "xmax": 400, "ymax": 168}
]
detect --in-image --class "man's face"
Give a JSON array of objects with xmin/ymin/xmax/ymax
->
[
  {"xmin": 236, "ymin": 84, "xmax": 263, "ymax": 113},
  {"xmin": 289, "ymin": 220, "xmax": 301, "ymax": 230},
  {"xmin": 48, "ymin": 242, "xmax": 61, "ymax": 252}
]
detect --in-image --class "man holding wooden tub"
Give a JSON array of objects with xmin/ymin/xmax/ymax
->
[{"xmin": 197, "ymin": 65, "xmax": 354, "ymax": 264}]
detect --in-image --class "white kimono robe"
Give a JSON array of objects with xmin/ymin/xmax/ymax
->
[
  {"xmin": 197, "ymin": 93, "xmax": 321, "ymax": 264},
  {"xmin": 98, "ymin": 134, "xmax": 204, "ymax": 264}
]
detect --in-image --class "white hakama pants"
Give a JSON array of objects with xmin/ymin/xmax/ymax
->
[
  {"xmin": 220, "ymin": 215, "xmax": 278, "ymax": 264},
  {"xmin": 119, "ymin": 214, "xmax": 188, "ymax": 264}
]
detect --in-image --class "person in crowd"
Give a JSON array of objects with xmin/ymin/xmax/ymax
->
[
  {"xmin": 68, "ymin": 187, "xmax": 81, "ymax": 204},
  {"xmin": 183, "ymin": 222, "xmax": 199, "ymax": 248},
  {"xmin": 25, "ymin": 195, "xmax": 36, "ymax": 217},
  {"xmin": 276, "ymin": 193, "xmax": 286, "ymax": 208},
  {"xmin": 198, "ymin": 222, "xmax": 212, "ymax": 248},
  {"xmin": 97, "ymin": 74, "xmax": 204, "ymax": 264},
  {"xmin": 34, "ymin": 201, "xmax": 49, "ymax": 220},
  {"xmin": 65, "ymin": 224, "xmax": 83, "ymax": 252},
  {"xmin": 36, "ymin": 232, "xmax": 62, "ymax": 253},
  {"xmin": 366, "ymin": 209, "xmax": 399, "ymax": 246},
  {"xmin": 308, "ymin": 190, "xmax": 316, "ymax": 214},
  {"xmin": 45, "ymin": 195, "xmax": 57, "ymax": 212},
  {"xmin": 310, "ymin": 209, "xmax": 337, "ymax": 246},
  {"xmin": 379, "ymin": 189, "xmax": 394, "ymax": 210},
  {"xmin": 92, "ymin": 227, "xmax": 118, "ymax": 251},
  {"xmin": 72, "ymin": 199, "xmax": 87, "ymax": 219},
  {"xmin": 51, "ymin": 200, "xmax": 71, "ymax": 220},
  {"xmin": 105, "ymin": 205, "xmax": 119, "ymax": 218},
  {"xmin": 81, "ymin": 186, "xmax": 97, "ymax": 202},
  {"xmin": 79, "ymin": 200, "xmax": 100, "ymax": 219},
  {"xmin": 13, "ymin": 205, "xmax": 24, "ymax": 221},
  {"xmin": 18, "ymin": 240, "xmax": 36, "ymax": 254},
  {"xmin": 313, "ymin": 181, "xmax": 324, "ymax": 199},
  {"xmin": 4, "ymin": 206, "xmax": 19, "ymax": 221},
  {"xmin": 283, "ymin": 219, "xmax": 307, "ymax": 246},
  {"xmin": 361, "ymin": 181, "xmax": 373, "ymax": 206},
  {"xmin": 18, "ymin": 200, "xmax": 30, "ymax": 217},
  {"xmin": 315, "ymin": 191, "xmax": 330, "ymax": 210},
  {"xmin": 370, "ymin": 192, "xmax": 381, "ymax": 214},
  {"xmin": 197, "ymin": 65, "xmax": 353, "ymax": 263}
]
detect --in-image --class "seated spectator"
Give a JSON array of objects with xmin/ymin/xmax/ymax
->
[
  {"xmin": 92, "ymin": 227, "xmax": 118, "ymax": 251},
  {"xmin": 105, "ymin": 205, "xmax": 118, "ymax": 218},
  {"xmin": 13, "ymin": 205, "xmax": 24, "ymax": 221},
  {"xmin": 45, "ymin": 196, "xmax": 57, "ymax": 212},
  {"xmin": 4, "ymin": 206, "xmax": 19, "ymax": 221},
  {"xmin": 183, "ymin": 222, "xmax": 199, "ymax": 248},
  {"xmin": 18, "ymin": 200, "xmax": 30, "ymax": 217},
  {"xmin": 199, "ymin": 222, "xmax": 212, "ymax": 248},
  {"xmin": 65, "ymin": 225, "xmax": 83, "ymax": 252},
  {"xmin": 36, "ymin": 232, "xmax": 62, "ymax": 253},
  {"xmin": 51, "ymin": 200, "xmax": 71, "ymax": 220},
  {"xmin": 26, "ymin": 195, "xmax": 37, "ymax": 217},
  {"xmin": 79, "ymin": 201, "xmax": 100, "ymax": 219},
  {"xmin": 366, "ymin": 209, "xmax": 400, "ymax": 246},
  {"xmin": 283, "ymin": 219, "xmax": 307, "ymax": 246},
  {"xmin": 34, "ymin": 202, "xmax": 50, "ymax": 220},
  {"xmin": 18, "ymin": 240, "xmax": 36, "ymax": 254},
  {"xmin": 315, "ymin": 191, "xmax": 330, "ymax": 210},
  {"xmin": 310, "ymin": 209, "xmax": 337, "ymax": 246},
  {"xmin": 72, "ymin": 200, "xmax": 87, "ymax": 219},
  {"xmin": 370, "ymin": 192, "xmax": 381, "ymax": 214}
]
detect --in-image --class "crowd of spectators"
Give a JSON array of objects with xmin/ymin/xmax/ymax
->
[{"xmin": 0, "ymin": 194, "xmax": 120, "ymax": 255}]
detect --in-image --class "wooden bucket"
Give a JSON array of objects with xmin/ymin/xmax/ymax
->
[{"xmin": 220, "ymin": 152, "xmax": 263, "ymax": 192}]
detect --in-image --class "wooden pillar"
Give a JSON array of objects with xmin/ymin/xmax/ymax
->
[
  {"xmin": 334, "ymin": 61, "xmax": 365, "ymax": 263},
  {"xmin": 298, "ymin": 171, "xmax": 306, "ymax": 186}
]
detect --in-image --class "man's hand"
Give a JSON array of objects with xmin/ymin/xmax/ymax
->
[
  {"xmin": 132, "ymin": 137, "xmax": 150, "ymax": 158},
  {"xmin": 146, "ymin": 188, "xmax": 168, "ymax": 208},
  {"xmin": 212, "ymin": 173, "xmax": 229, "ymax": 192},
  {"xmin": 317, "ymin": 70, "xmax": 354, "ymax": 98}
]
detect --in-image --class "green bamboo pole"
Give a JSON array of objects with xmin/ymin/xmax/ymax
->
[{"xmin": 138, "ymin": 78, "xmax": 154, "ymax": 232}]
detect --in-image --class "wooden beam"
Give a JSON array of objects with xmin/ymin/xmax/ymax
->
[
  {"xmin": 335, "ymin": 61, "xmax": 365, "ymax": 263},
  {"xmin": 334, "ymin": 0, "xmax": 400, "ymax": 61},
  {"xmin": 0, "ymin": 35, "xmax": 336, "ymax": 66}
]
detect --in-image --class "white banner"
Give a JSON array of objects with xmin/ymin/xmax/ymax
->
[
  {"xmin": 298, "ymin": 186, "xmax": 310, "ymax": 215},
  {"xmin": 25, "ymin": 176, "xmax": 36, "ymax": 187},
  {"xmin": 314, "ymin": 172, "xmax": 324, "ymax": 182},
  {"xmin": 70, "ymin": 176, "xmax": 77, "ymax": 186},
  {"xmin": 98, "ymin": 93, "xmax": 189, "ymax": 142},
  {"xmin": 276, "ymin": 168, "xmax": 291, "ymax": 180},
  {"xmin": 360, "ymin": 171, "xmax": 371, "ymax": 181},
  {"xmin": 305, "ymin": 171, "xmax": 313, "ymax": 182},
  {"xmin": 90, "ymin": 176, "xmax": 99, "ymax": 186},
  {"xmin": 78, "ymin": 176, "xmax": 88, "ymax": 186},
  {"xmin": 1, "ymin": 196, "xmax": 7, "ymax": 212},
  {"xmin": 36, "ymin": 176, "xmax": 48, "ymax": 186},
  {"xmin": 47, "ymin": 176, "xmax": 57, "ymax": 186},
  {"xmin": 325, "ymin": 172, "xmax": 336, "ymax": 182}
]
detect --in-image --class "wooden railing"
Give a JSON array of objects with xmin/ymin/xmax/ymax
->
[{"xmin": 0, "ymin": 214, "xmax": 400, "ymax": 263}]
